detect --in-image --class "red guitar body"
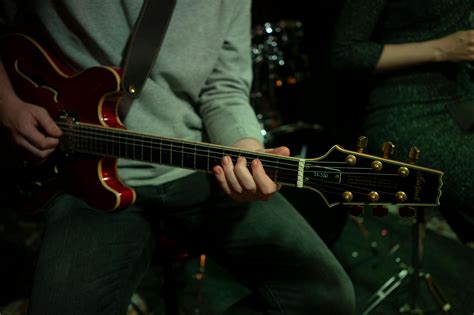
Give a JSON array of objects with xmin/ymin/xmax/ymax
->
[{"xmin": 1, "ymin": 34, "xmax": 136, "ymax": 212}]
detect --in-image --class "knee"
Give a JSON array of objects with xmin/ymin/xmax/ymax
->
[
  {"xmin": 300, "ymin": 269, "xmax": 355, "ymax": 315},
  {"xmin": 329, "ymin": 272, "xmax": 356, "ymax": 315}
]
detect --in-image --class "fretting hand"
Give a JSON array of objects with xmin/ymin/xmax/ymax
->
[{"xmin": 213, "ymin": 138, "xmax": 290, "ymax": 202}]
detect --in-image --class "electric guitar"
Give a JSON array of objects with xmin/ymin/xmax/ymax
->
[{"xmin": 0, "ymin": 34, "xmax": 444, "ymax": 213}]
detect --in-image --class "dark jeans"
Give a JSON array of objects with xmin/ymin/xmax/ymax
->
[{"xmin": 27, "ymin": 172, "xmax": 355, "ymax": 315}]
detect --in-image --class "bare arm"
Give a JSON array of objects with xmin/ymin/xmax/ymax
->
[{"xmin": 376, "ymin": 30, "xmax": 474, "ymax": 72}]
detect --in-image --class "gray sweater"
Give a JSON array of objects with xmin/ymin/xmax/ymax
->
[{"xmin": 1, "ymin": 0, "xmax": 263, "ymax": 186}]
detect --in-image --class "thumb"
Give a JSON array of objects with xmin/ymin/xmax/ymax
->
[{"xmin": 263, "ymin": 146, "xmax": 290, "ymax": 157}]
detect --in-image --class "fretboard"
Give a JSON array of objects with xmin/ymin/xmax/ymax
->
[{"xmin": 58, "ymin": 122, "xmax": 302, "ymax": 186}]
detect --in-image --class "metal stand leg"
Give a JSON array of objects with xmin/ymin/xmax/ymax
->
[
  {"xmin": 361, "ymin": 207, "xmax": 452, "ymax": 315},
  {"xmin": 362, "ymin": 267, "xmax": 410, "ymax": 315}
]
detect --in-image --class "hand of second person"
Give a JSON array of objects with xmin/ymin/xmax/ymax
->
[
  {"xmin": 435, "ymin": 30, "xmax": 474, "ymax": 63},
  {"xmin": 213, "ymin": 145, "xmax": 290, "ymax": 202}
]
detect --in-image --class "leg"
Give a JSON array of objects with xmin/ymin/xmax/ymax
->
[
  {"xmin": 137, "ymin": 173, "xmax": 355, "ymax": 315},
  {"xmin": 28, "ymin": 194, "xmax": 155, "ymax": 315},
  {"xmin": 207, "ymin": 193, "xmax": 356, "ymax": 315}
]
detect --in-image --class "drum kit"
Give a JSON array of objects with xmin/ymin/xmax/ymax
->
[{"xmin": 250, "ymin": 19, "xmax": 322, "ymax": 156}]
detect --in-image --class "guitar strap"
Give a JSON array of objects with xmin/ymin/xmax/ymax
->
[{"xmin": 120, "ymin": 0, "xmax": 176, "ymax": 117}]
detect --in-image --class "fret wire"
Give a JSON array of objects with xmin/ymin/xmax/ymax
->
[
  {"xmin": 275, "ymin": 156, "xmax": 279, "ymax": 182},
  {"xmin": 69, "ymin": 138, "xmax": 402, "ymax": 197},
  {"xmin": 117, "ymin": 129, "xmax": 121, "ymax": 157},
  {"xmin": 71, "ymin": 143, "xmax": 299, "ymax": 178},
  {"xmin": 67, "ymin": 136, "xmax": 396, "ymax": 190},
  {"xmin": 58, "ymin": 124, "xmax": 411, "ymax": 200},
  {"xmin": 66, "ymin": 131, "xmax": 400, "ymax": 177},
  {"xmin": 193, "ymin": 145, "xmax": 197, "ymax": 170},
  {"xmin": 206, "ymin": 147, "xmax": 210, "ymax": 172},
  {"xmin": 69, "ymin": 134, "xmax": 398, "ymax": 177},
  {"xmin": 141, "ymin": 135, "xmax": 144, "ymax": 162},
  {"xmin": 74, "ymin": 141, "xmax": 402, "ymax": 194},
  {"xmin": 61, "ymin": 132, "xmax": 297, "ymax": 163},
  {"xmin": 159, "ymin": 138, "xmax": 162, "ymax": 164},
  {"xmin": 67, "ymin": 128, "xmax": 412, "ymax": 193},
  {"xmin": 65, "ymin": 133, "xmax": 300, "ymax": 170},
  {"xmin": 69, "ymin": 136, "xmax": 300, "ymax": 174},
  {"xmin": 181, "ymin": 142, "xmax": 184, "ymax": 168},
  {"xmin": 59, "ymin": 124, "xmax": 300, "ymax": 166},
  {"xmin": 149, "ymin": 137, "xmax": 153, "ymax": 162},
  {"xmin": 132, "ymin": 133, "xmax": 135, "ymax": 159},
  {"xmin": 66, "ymin": 132, "xmax": 399, "ymax": 178},
  {"xmin": 70, "ymin": 146, "xmax": 299, "ymax": 181},
  {"xmin": 170, "ymin": 142, "xmax": 173, "ymax": 166}
]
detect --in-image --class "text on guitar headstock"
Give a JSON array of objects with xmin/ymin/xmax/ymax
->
[{"xmin": 301, "ymin": 137, "xmax": 443, "ymax": 209}]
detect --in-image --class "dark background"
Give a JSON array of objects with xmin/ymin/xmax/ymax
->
[
  {"xmin": 1, "ymin": 2, "xmax": 473, "ymax": 315},
  {"xmin": 251, "ymin": 0, "xmax": 368, "ymax": 153},
  {"xmin": 250, "ymin": 3, "xmax": 474, "ymax": 315}
]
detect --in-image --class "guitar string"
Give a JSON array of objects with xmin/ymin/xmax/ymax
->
[
  {"xmin": 60, "ymin": 127, "xmax": 404, "ymax": 176},
  {"xmin": 58, "ymin": 123, "xmax": 301, "ymax": 165},
  {"xmin": 64, "ymin": 131, "xmax": 403, "ymax": 178},
  {"xmin": 56, "ymin": 128, "xmax": 412, "ymax": 202},
  {"xmin": 68, "ymin": 142, "xmax": 409, "ymax": 201},
  {"xmin": 59, "ymin": 123, "xmax": 381, "ymax": 169},
  {"xmin": 67, "ymin": 137, "xmax": 300, "ymax": 175},
  {"xmin": 59, "ymin": 122, "xmax": 424, "ymax": 184},
  {"xmin": 58, "ymin": 125, "xmax": 413, "ymax": 200},
  {"xmin": 63, "ymin": 146, "xmax": 405, "ymax": 201},
  {"xmin": 59, "ymin": 123, "xmax": 399, "ymax": 172},
  {"xmin": 61, "ymin": 128, "xmax": 311, "ymax": 174},
  {"xmin": 62, "ymin": 124, "xmax": 404, "ymax": 170}
]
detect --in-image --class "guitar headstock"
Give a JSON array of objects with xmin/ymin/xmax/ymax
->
[{"xmin": 302, "ymin": 139, "xmax": 443, "ymax": 209}]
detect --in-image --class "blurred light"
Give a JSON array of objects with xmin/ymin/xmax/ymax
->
[{"xmin": 287, "ymin": 77, "xmax": 297, "ymax": 84}]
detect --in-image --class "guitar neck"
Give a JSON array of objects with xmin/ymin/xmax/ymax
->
[
  {"xmin": 1, "ymin": 33, "xmax": 444, "ymax": 211},
  {"xmin": 59, "ymin": 121, "xmax": 303, "ymax": 187}
]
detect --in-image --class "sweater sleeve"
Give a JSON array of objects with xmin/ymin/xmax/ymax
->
[
  {"xmin": 198, "ymin": 0, "xmax": 264, "ymax": 147},
  {"xmin": 331, "ymin": 0, "xmax": 387, "ymax": 73}
]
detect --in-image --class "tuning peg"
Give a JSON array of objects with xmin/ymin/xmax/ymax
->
[
  {"xmin": 373, "ymin": 205, "xmax": 388, "ymax": 217},
  {"xmin": 368, "ymin": 191, "xmax": 380, "ymax": 202},
  {"xmin": 399, "ymin": 206, "xmax": 416, "ymax": 218},
  {"xmin": 382, "ymin": 141, "xmax": 395, "ymax": 159},
  {"xmin": 356, "ymin": 136, "xmax": 368, "ymax": 153},
  {"xmin": 408, "ymin": 146, "xmax": 420, "ymax": 164},
  {"xmin": 349, "ymin": 206, "xmax": 364, "ymax": 216}
]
